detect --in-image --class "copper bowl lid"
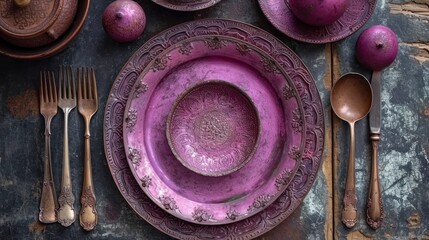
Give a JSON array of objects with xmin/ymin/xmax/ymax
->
[
  {"xmin": 0, "ymin": 0, "xmax": 78, "ymax": 48},
  {"xmin": 0, "ymin": 0, "xmax": 89, "ymax": 60}
]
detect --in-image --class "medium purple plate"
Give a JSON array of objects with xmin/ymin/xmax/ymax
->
[
  {"xmin": 167, "ymin": 81, "xmax": 260, "ymax": 177},
  {"xmin": 151, "ymin": 0, "xmax": 221, "ymax": 11},
  {"xmin": 258, "ymin": 0, "xmax": 376, "ymax": 44},
  {"xmin": 123, "ymin": 36, "xmax": 304, "ymax": 225},
  {"xmin": 104, "ymin": 19, "xmax": 324, "ymax": 239}
]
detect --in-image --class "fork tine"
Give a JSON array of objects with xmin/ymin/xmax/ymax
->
[
  {"xmin": 91, "ymin": 68, "xmax": 97, "ymax": 100},
  {"xmin": 40, "ymin": 72, "xmax": 44, "ymax": 103},
  {"xmin": 71, "ymin": 67, "xmax": 76, "ymax": 99},
  {"xmin": 51, "ymin": 72, "xmax": 57, "ymax": 103},
  {"xmin": 67, "ymin": 66, "xmax": 73, "ymax": 99},
  {"xmin": 59, "ymin": 66, "xmax": 63, "ymax": 99},
  {"xmin": 85, "ymin": 67, "xmax": 91, "ymax": 99},
  {"xmin": 43, "ymin": 71, "xmax": 48, "ymax": 102},
  {"xmin": 77, "ymin": 67, "xmax": 82, "ymax": 100}
]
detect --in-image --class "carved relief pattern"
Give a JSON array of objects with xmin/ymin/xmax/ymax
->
[
  {"xmin": 134, "ymin": 80, "xmax": 148, "ymax": 98},
  {"xmin": 275, "ymin": 169, "xmax": 292, "ymax": 191},
  {"xmin": 366, "ymin": 197, "xmax": 384, "ymax": 229},
  {"xmin": 104, "ymin": 19, "xmax": 324, "ymax": 239},
  {"xmin": 192, "ymin": 208, "xmax": 212, "ymax": 222},
  {"xmin": 248, "ymin": 195, "xmax": 271, "ymax": 212},
  {"xmin": 0, "ymin": 0, "xmax": 54, "ymax": 29},
  {"xmin": 128, "ymin": 147, "xmax": 141, "ymax": 165},
  {"xmin": 140, "ymin": 176, "xmax": 152, "ymax": 188},
  {"xmin": 292, "ymin": 108, "xmax": 303, "ymax": 133},
  {"xmin": 261, "ymin": 57, "xmax": 281, "ymax": 74},
  {"xmin": 159, "ymin": 196, "xmax": 178, "ymax": 211},
  {"xmin": 150, "ymin": 55, "xmax": 172, "ymax": 72},
  {"xmin": 236, "ymin": 43, "xmax": 252, "ymax": 56},
  {"xmin": 152, "ymin": 0, "xmax": 221, "ymax": 11},
  {"xmin": 58, "ymin": 186, "xmax": 74, "ymax": 207},
  {"xmin": 81, "ymin": 186, "xmax": 96, "ymax": 208},
  {"xmin": 288, "ymin": 146, "xmax": 301, "ymax": 161},
  {"xmin": 283, "ymin": 86, "xmax": 295, "ymax": 100},
  {"xmin": 178, "ymin": 41, "xmax": 193, "ymax": 55},
  {"xmin": 125, "ymin": 109, "xmax": 137, "ymax": 129},
  {"xmin": 204, "ymin": 37, "xmax": 225, "ymax": 50},
  {"xmin": 170, "ymin": 84, "xmax": 259, "ymax": 175},
  {"xmin": 226, "ymin": 209, "xmax": 240, "ymax": 221}
]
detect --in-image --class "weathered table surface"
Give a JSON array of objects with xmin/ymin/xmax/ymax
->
[{"xmin": 0, "ymin": 0, "xmax": 427, "ymax": 239}]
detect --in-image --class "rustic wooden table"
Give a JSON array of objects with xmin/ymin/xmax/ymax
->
[{"xmin": 0, "ymin": 0, "xmax": 427, "ymax": 239}]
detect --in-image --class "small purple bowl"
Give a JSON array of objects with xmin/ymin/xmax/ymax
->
[{"xmin": 166, "ymin": 81, "xmax": 260, "ymax": 177}]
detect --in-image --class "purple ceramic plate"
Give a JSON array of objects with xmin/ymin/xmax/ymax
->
[
  {"xmin": 123, "ymin": 35, "xmax": 304, "ymax": 225},
  {"xmin": 258, "ymin": 0, "xmax": 376, "ymax": 44},
  {"xmin": 151, "ymin": 0, "xmax": 221, "ymax": 11},
  {"xmin": 104, "ymin": 19, "xmax": 324, "ymax": 239},
  {"xmin": 167, "ymin": 81, "xmax": 260, "ymax": 177}
]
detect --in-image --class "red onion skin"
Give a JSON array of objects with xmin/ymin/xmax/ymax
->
[
  {"xmin": 356, "ymin": 25, "xmax": 399, "ymax": 71},
  {"xmin": 102, "ymin": 0, "xmax": 146, "ymax": 43},
  {"xmin": 288, "ymin": 0, "xmax": 350, "ymax": 26}
]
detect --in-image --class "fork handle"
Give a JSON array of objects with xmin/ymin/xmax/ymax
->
[
  {"xmin": 79, "ymin": 127, "xmax": 97, "ymax": 231},
  {"xmin": 58, "ymin": 111, "xmax": 76, "ymax": 227},
  {"xmin": 39, "ymin": 122, "xmax": 58, "ymax": 223}
]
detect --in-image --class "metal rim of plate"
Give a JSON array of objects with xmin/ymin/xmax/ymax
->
[
  {"xmin": 152, "ymin": 0, "xmax": 222, "ymax": 11},
  {"xmin": 257, "ymin": 0, "xmax": 376, "ymax": 44},
  {"xmin": 103, "ymin": 18, "xmax": 325, "ymax": 239}
]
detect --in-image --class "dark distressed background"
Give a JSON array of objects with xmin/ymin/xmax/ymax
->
[{"xmin": 0, "ymin": 0, "xmax": 427, "ymax": 239}]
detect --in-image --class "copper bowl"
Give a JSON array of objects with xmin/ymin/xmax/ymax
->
[{"xmin": 0, "ymin": 0, "xmax": 90, "ymax": 60}]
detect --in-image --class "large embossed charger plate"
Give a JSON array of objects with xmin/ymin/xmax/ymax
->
[
  {"xmin": 258, "ymin": 0, "xmax": 376, "ymax": 44},
  {"xmin": 123, "ymin": 35, "xmax": 305, "ymax": 225},
  {"xmin": 104, "ymin": 19, "xmax": 324, "ymax": 239},
  {"xmin": 152, "ymin": 0, "xmax": 221, "ymax": 11}
]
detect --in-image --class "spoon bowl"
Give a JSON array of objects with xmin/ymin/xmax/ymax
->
[
  {"xmin": 331, "ymin": 72, "xmax": 372, "ymax": 228},
  {"xmin": 331, "ymin": 73, "xmax": 373, "ymax": 123}
]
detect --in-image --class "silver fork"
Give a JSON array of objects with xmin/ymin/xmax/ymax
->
[
  {"xmin": 57, "ymin": 66, "xmax": 76, "ymax": 227},
  {"xmin": 39, "ymin": 71, "xmax": 59, "ymax": 223},
  {"xmin": 77, "ymin": 67, "xmax": 98, "ymax": 231}
]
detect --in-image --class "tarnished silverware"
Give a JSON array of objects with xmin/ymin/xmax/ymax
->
[
  {"xmin": 331, "ymin": 73, "xmax": 373, "ymax": 228},
  {"xmin": 367, "ymin": 71, "xmax": 383, "ymax": 229},
  {"xmin": 77, "ymin": 67, "xmax": 98, "ymax": 231},
  {"xmin": 39, "ymin": 71, "xmax": 59, "ymax": 223},
  {"xmin": 57, "ymin": 66, "xmax": 77, "ymax": 227}
]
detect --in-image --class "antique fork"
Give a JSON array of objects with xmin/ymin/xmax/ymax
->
[
  {"xmin": 77, "ymin": 67, "xmax": 98, "ymax": 231},
  {"xmin": 57, "ymin": 66, "xmax": 76, "ymax": 227},
  {"xmin": 39, "ymin": 71, "xmax": 59, "ymax": 223}
]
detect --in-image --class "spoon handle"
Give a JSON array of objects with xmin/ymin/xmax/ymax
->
[
  {"xmin": 342, "ymin": 122, "xmax": 357, "ymax": 228},
  {"xmin": 367, "ymin": 133, "xmax": 383, "ymax": 229}
]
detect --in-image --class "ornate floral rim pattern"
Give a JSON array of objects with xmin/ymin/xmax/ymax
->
[
  {"xmin": 104, "ymin": 19, "xmax": 324, "ymax": 239},
  {"xmin": 151, "ymin": 0, "xmax": 222, "ymax": 11},
  {"xmin": 123, "ymin": 35, "xmax": 304, "ymax": 225},
  {"xmin": 166, "ymin": 80, "xmax": 261, "ymax": 177},
  {"xmin": 257, "ymin": 0, "xmax": 376, "ymax": 44}
]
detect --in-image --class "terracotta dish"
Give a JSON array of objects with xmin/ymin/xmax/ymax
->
[{"xmin": 0, "ymin": 0, "xmax": 90, "ymax": 60}]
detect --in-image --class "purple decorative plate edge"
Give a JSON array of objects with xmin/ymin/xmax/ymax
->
[
  {"xmin": 258, "ymin": 0, "xmax": 376, "ymax": 44},
  {"xmin": 152, "ymin": 0, "xmax": 222, "ymax": 11},
  {"xmin": 103, "ymin": 18, "xmax": 325, "ymax": 239},
  {"xmin": 122, "ymin": 35, "xmax": 305, "ymax": 225}
]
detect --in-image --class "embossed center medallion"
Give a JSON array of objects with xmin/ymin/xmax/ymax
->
[
  {"xmin": 167, "ymin": 81, "xmax": 259, "ymax": 176},
  {"xmin": 196, "ymin": 110, "xmax": 232, "ymax": 149}
]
